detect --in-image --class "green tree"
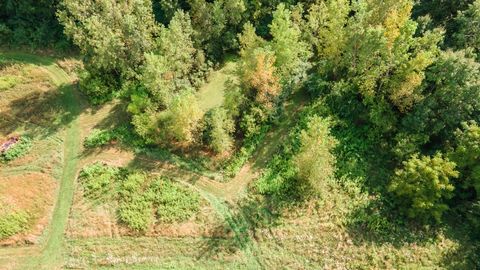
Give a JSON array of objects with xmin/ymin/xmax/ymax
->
[
  {"xmin": 449, "ymin": 121, "xmax": 480, "ymax": 197},
  {"xmin": 270, "ymin": 3, "xmax": 311, "ymax": 84},
  {"xmin": 294, "ymin": 116, "xmax": 337, "ymax": 194},
  {"xmin": 389, "ymin": 153, "xmax": 459, "ymax": 222},
  {"xmin": 158, "ymin": 91, "xmax": 204, "ymax": 145},
  {"xmin": 304, "ymin": 0, "xmax": 350, "ymax": 69},
  {"xmin": 58, "ymin": 0, "xmax": 157, "ymax": 76},
  {"xmin": 58, "ymin": 0, "xmax": 158, "ymax": 102},
  {"xmin": 404, "ymin": 50, "xmax": 480, "ymax": 141},
  {"xmin": 204, "ymin": 108, "xmax": 235, "ymax": 153},
  {"xmin": 454, "ymin": 0, "xmax": 480, "ymax": 60}
]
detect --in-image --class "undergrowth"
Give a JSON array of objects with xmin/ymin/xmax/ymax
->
[
  {"xmin": 78, "ymin": 163, "xmax": 201, "ymax": 232},
  {"xmin": 0, "ymin": 206, "xmax": 30, "ymax": 240},
  {"xmin": 0, "ymin": 136, "xmax": 32, "ymax": 162}
]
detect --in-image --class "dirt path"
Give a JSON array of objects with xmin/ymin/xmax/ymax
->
[{"xmin": 0, "ymin": 52, "xmax": 81, "ymax": 270}]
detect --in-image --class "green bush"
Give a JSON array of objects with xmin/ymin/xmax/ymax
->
[
  {"xmin": 117, "ymin": 172, "xmax": 154, "ymax": 232},
  {"xmin": 149, "ymin": 178, "xmax": 200, "ymax": 223},
  {"xmin": 83, "ymin": 129, "xmax": 116, "ymax": 148},
  {"xmin": 0, "ymin": 136, "xmax": 32, "ymax": 162},
  {"xmin": 78, "ymin": 162, "xmax": 119, "ymax": 200},
  {"xmin": 83, "ymin": 126, "xmax": 146, "ymax": 149},
  {"xmin": 389, "ymin": 153, "xmax": 459, "ymax": 222},
  {"xmin": 0, "ymin": 209, "xmax": 30, "ymax": 240}
]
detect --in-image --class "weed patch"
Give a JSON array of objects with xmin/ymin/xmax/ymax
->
[
  {"xmin": 0, "ymin": 75, "xmax": 18, "ymax": 91},
  {"xmin": 78, "ymin": 163, "xmax": 201, "ymax": 232},
  {"xmin": 0, "ymin": 206, "xmax": 30, "ymax": 240},
  {"xmin": 0, "ymin": 136, "xmax": 32, "ymax": 162}
]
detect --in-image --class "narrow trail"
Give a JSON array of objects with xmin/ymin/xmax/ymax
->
[{"xmin": 0, "ymin": 52, "xmax": 81, "ymax": 270}]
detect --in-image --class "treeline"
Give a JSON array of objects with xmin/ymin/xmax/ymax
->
[{"xmin": 2, "ymin": 0, "xmax": 480, "ymax": 237}]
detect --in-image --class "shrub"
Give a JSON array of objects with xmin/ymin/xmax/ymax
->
[
  {"xmin": 117, "ymin": 172, "xmax": 154, "ymax": 232},
  {"xmin": 78, "ymin": 162, "xmax": 119, "ymax": 200},
  {"xmin": 0, "ymin": 136, "xmax": 32, "ymax": 162},
  {"xmin": 149, "ymin": 178, "xmax": 200, "ymax": 223},
  {"xmin": 294, "ymin": 116, "xmax": 337, "ymax": 194},
  {"xmin": 79, "ymin": 70, "xmax": 117, "ymax": 105},
  {"xmin": 83, "ymin": 129, "xmax": 115, "ymax": 148},
  {"xmin": 0, "ymin": 209, "xmax": 30, "ymax": 240},
  {"xmin": 389, "ymin": 153, "xmax": 459, "ymax": 222},
  {"xmin": 83, "ymin": 126, "xmax": 147, "ymax": 149}
]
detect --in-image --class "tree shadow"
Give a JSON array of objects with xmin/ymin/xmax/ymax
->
[{"xmin": 0, "ymin": 83, "xmax": 82, "ymax": 139}]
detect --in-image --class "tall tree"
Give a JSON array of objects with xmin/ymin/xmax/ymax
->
[{"xmin": 58, "ymin": 0, "xmax": 158, "ymax": 78}]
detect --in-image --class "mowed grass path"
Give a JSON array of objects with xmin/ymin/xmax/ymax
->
[{"xmin": 0, "ymin": 52, "xmax": 81, "ymax": 270}]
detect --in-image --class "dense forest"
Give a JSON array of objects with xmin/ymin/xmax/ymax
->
[{"xmin": 1, "ymin": 0, "xmax": 480, "ymax": 268}]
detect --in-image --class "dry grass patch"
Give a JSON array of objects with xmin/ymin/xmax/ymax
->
[{"xmin": 0, "ymin": 173, "xmax": 57, "ymax": 246}]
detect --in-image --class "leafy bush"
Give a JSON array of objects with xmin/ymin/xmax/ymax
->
[
  {"xmin": 0, "ymin": 136, "xmax": 32, "ymax": 162},
  {"xmin": 0, "ymin": 75, "xmax": 18, "ymax": 91},
  {"xmin": 83, "ymin": 129, "xmax": 116, "ymax": 148},
  {"xmin": 389, "ymin": 153, "xmax": 459, "ymax": 222},
  {"xmin": 0, "ymin": 209, "xmax": 30, "ymax": 240},
  {"xmin": 149, "ymin": 178, "xmax": 200, "ymax": 223},
  {"xmin": 79, "ymin": 70, "xmax": 117, "ymax": 105},
  {"xmin": 83, "ymin": 126, "xmax": 146, "ymax": 149},
  {"xmin": 117, "ymin": 172, "xmax": 154, "ymax": 232},
  {"xmin": 78, "ymin": 162, "xmax": 119, "ymax": 200}
]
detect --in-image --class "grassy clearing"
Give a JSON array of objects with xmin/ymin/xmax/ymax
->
[{"xmin": 198, "ymin": 61, "xmax": 237, "ymax": 111}]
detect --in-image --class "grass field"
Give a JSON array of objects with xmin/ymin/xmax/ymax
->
[{"xmin": 0, "ymin": 51, "xmax": 478, "ymax": 270}]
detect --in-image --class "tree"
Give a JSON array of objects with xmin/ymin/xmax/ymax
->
[
  {"xmin": 158, "ymin": 91, "xmax": 204, "ymax": 145},
  {"xmin": 454, "ymin": 0, "xmax": 480, "ymax": 60},
  {"xmin": 449, "ymin": 121, "xmax": 480, "ymax": 197},
  {"xmin": 403, "ymin": 50, "xmax": 480, "ymax": 141},
  {"xmin": 204, "ymin": 108, "xmax": 235, "ymax": 153},
  {"xmin": 141, "ymin": 10, "xmax": 199, "ymax": 107},
  {"xmin": 270, "ymin": 3, "xmax": 311, "ymax": 84},
  {"xmin": 58, "ymin": 0, "xmax": 158, "ymax": 102},
  {"xmin": 389, "ymin": 153, "xmax": 459, "ymax": 222},
  {"xmin": 304, "ymin": 0, "xmax": 350, "ymax": 69},
  {"xmin": 58, "ymin": 0, "xmax": 157, "ymax": 76},
  {"xmin": 294, "ymin": 116, "xmax": 337, "ymax": 194}
]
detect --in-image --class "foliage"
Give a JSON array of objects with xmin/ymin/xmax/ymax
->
[
  {"xmin": 0, "ymin": 208, "xmax": 30, "ymax": 240},
  {"xmin": 117, "ymin": 172, "xmax": 154, "ymax": 232},
  {"xmin": 389, "ymin": 153, "xmax": 459, "ymax": 222},
  {"xmin": 294, "ymin": 116, "xmax": 337, "ymax": 194},
  {"xmin": 449, "ymin": 121, "xmax": 480, "ymax": 196},
  {"xmin": 149, "ymin": 178, "xmax": 200, "ymax": 223},
  {"xmin": 204, "ymin": 108, "xmax": 235, "ymax": 153},
  {"xmin": 83, "ymin": 125, "xmax": 146, "ymax": 149},
  {"xmin": 157, "ymin": 91, "xmax": 204, "ymax": 145},
  {"xmin": 454, "ymin": 0, "xmax": 480, "ymax": 60},
  {"xmin": 78, "ymin": 162, "xmax": 120, "ymax": 200},
  {"xmin": 403, "ymin": 50, "xmax": 480, "ymax": 141},
  {"xmin": 269, "ymin": 3, "xmax": 311, "ymax": 84},
  {"xmin": 0, "ymin": 0, "xmax": 67, "ymax": 48},
  {"xmin": 0, "ymin": 136, "xmax": 32, "ymax": 162}
]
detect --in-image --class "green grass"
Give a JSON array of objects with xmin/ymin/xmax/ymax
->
[
  {"xmin": 198, "ymin": 61, "xmax": 237, "ymax": 111},
  {"xmin": 0, "ymin": 75, "xmax": 18, "ymax": 91}
]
